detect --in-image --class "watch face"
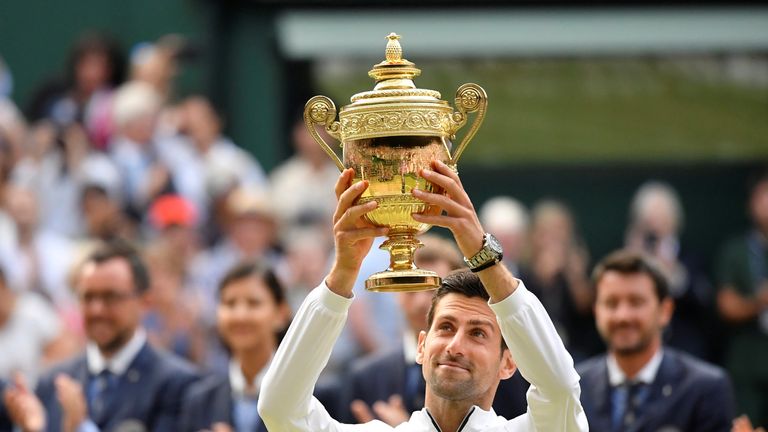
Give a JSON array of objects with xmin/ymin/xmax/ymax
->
[{"xmin": 487, "ymin": 234, "xmax": 503, "ymax": 255}]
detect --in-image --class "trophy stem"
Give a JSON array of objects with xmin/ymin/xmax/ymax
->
[
  {"xmin": 381, "ymin": 230, "xmax": 420, "ymax": 272},
  {"xmin": 365, "ymin": 230, "xmax": 441, "ymax": 292}
]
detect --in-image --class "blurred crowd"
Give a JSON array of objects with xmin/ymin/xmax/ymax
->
[{"xmin": 0, "ymin": 31, "xmax": 767, "ymax": 430}]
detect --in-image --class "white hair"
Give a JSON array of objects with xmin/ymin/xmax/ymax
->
[
  {"xmin": 630, "ymin": 180, "xmax": 684, "ymax": 231},
  {"xmin": 479, "ymin": 196, "xmax": 529, "ymax": 234},
  {"xmin": 111, "ymin": 81, "xmax": 161, "ymax": 130}
]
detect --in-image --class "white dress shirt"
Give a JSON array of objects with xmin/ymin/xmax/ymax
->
[
  {"xmin": 258, "ymin": 281, "xmax": 588, "ymax": 431},
  {"xmin": 86, "ymin": 328, "xmax": 147, "ymax": 376},
  {"xmin": 606, "ymin": 349, "xmax": 664, "ymax": 386}
]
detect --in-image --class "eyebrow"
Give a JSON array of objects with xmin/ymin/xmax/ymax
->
[{"xmin": 436, "ymin": 315, "xmax": 496, "ymax": 331}]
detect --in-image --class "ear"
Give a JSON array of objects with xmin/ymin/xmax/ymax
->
[
  {"xmin": 498, "ymin": 349, "xmax": 517, "ymax": 380},
  {"xmin": 659, "ymin": 297, "xmax": 674, "ymax": 328},
  {"xmin": 415, "ymin": 330, "xmax": 427, "ymax": 365}
]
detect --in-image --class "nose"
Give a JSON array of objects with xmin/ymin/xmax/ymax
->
[
  {"xmin": 445, "ymin": 331, "xmax": 467, "ymax": 357},
  {"xmin": 613, "ymin": 301, "xmax": 635, "ymax": 322}
]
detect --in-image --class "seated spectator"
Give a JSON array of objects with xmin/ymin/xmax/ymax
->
[
  {"xmin": 26, "ymin": 31, "xmax": 126, "ymax": 148},
  {"xmin": 180, "ymin": 261, "xmax": 291, "ymax": 432},
  {"xmin": 625, "ymin": 180, "xmax": 717, "ymax": 360},
  {"xmin": 80, "ymin": 183, "xmax": 134, "ymax": 243},
  {"xmin": 12, "ymin": 122, "xmax": 121, "ymax": 238},
  {"xmin": 191, "ymin": 187, "xmax": 281, "ymax": 326},
  {"xmin": 180, "ymin": 263, "xmax": 290, "ymax": 432},
  {"xmin": 578, "ymin": 250, "xmax": 735, "ymax": 432},
  {"xmin": 344, "ymin": 235, "xmax": 530, "ymax": 424},
  {"xmin": 4, "ymin": 239, "xmax": 198, "ymax": 431},
  {"xmin": 108, "ymin": 81, "xmax": 175, "ymax": 217},
  {"xmin": 269, "ymin": 118, "xmax": 339, "ymax": 245},
  {"xmin": 717, "ymin": 171, "xmax": 768, "ymax": 427},
  {"xmin": 0, "ymin": 265, "xmax": 71, "ymax": 386},
  {"xmin": 142, "ymin": 241, "xmax": 207, "ymax": 366},
  {"xmin": 0, "ymin": 185, "xmax": 77, "ymax": 309}
]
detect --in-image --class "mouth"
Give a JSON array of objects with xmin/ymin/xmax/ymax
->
[{"xmin": 436, "ymin": 361, "xmax": 470, "ymax": 373}]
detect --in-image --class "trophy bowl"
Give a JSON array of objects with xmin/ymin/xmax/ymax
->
[{"xmin": 304, "ymin": 33, "xmax": 487, "ymax": 292}]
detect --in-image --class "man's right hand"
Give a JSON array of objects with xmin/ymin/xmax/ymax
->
[{"xmin": 325, "ymin": 168, "xmax": 388, "ymax": 298}]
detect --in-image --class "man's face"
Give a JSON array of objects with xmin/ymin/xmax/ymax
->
[
  {"xmin": 78, "ymin": 258, "xmax": 143, "ymax": 355},
  {"xmin": 416, "ymin": 294, "xmax": 515, "ymax": 405},
  {"xmin": 594, "ymin": 271, "xmax": 673, "ymax": 356}
]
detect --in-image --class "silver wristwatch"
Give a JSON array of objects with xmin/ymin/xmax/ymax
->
[{"xmin": 464, "ymin": 233, "xmax": 504, "ymax": 272}]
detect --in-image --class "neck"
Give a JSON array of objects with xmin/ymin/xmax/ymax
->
[
  {"xmin": 425, "ymin": 397, "xmax": 475, "ymax": 432},
  {"xmin": 612, "ymin": 338, "xmax": 661, "ymax": 380},
  {"xmin": 236, "ymin": 343, "xmax": 274, "ymax": 384}
]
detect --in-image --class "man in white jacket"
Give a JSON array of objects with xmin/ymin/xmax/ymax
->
[{"xmin": 258, "ymin": 161, "xmax": 588, "ymax": 431}]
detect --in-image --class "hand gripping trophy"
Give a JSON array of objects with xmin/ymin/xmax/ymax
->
[{"xmin": 304, "ymin": 33, "xmax": 487, "ymax": 292}]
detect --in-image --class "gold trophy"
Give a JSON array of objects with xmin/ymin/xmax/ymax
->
[{"xmin": 304, "ymin": 33, "xmax": 487, "ymax": 292}]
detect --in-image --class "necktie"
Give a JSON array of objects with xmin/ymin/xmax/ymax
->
[
  {"xmin": 611, "ymin": 381, "xmax": 649, "ymax": 432},
  {"xmin": 88, "ymin": 370, "xmax": 118, "ymax": 423}
]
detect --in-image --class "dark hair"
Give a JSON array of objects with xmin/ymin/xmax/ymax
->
[
  {"xmin": 426, "ymin": 269, "xmax": 507, "ymax": 351},
  {"xmin": 218, "ymin": 261, "xmax": 285, "ymax": 305},
  {"xmin": 67, "ymin": 31, "xmax": 126, "ymax": 88},
  {"xmin": 592, "ymin": 249, "xmax": 670, "ymax": 301},
  {"xmin": 86, "ymin": 239, "xmax": 149, "ymax": 295}
]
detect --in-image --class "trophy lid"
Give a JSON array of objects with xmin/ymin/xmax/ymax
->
[{"xmin": 339, "ymin": 33, "xmax": 454, "ymax": 142}]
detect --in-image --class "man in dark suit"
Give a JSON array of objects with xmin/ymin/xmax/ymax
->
[
  {"xmin": 5, "ymin": 240, "xmax": 198, "ymax": 432},
  {"xmin": 343, "ymin": 235, "xmax": 528, "ymax": 424},
  {"xmin": 578, "ymin": 249, "xmax": 735, "ymax": 432}
]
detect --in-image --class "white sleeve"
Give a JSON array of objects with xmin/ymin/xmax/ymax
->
[
  {"xmin": 489, "ymin": 281, "xmax": 589, "ymax": 432},
  {"xmin": 257, "ymin": 283, "xmax": 392, "ymax": 432}
]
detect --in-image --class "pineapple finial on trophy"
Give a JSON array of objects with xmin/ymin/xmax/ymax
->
[{"xmin": 385, "ymin": 33, "xmax": 403, "ymax": 63}]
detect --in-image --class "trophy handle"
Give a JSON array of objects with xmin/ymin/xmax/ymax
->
[
  {"xmin": 304, "ymin": 95, "xmax": 345, "ymax": 172},
  {"xmin": 448, "ymin": 83, "xmax": 487, "ymax": 164}
]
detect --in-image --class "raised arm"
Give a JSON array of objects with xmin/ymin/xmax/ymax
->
[
  {"xmin": 412, "ymin": 161, "xmax": 588, "ymax": 430},
  {"xmin": 257, "ymin": 169, "xmax": 388, "ymax": 431}
]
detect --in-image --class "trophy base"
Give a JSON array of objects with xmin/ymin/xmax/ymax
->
[{"xmin": 365, "ymin": 268, "xmax": 441, "ymax": 292}]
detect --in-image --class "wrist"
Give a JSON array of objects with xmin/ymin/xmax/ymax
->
[{"xmin": 325, "ymin": 265, "xmax": 358, "ymax": 298}]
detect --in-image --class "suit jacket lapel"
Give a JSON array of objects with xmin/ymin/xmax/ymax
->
[
  {"xmin": 631, "ymin": 351, "xmax": 680, "ymax": 432},
  {"xmin": 586, "ymin": 357, "xmax": 613, "ymax": 432},
  {"xmin": 212, "ymin": 378, "xmax": 234, "ymax": 426}
]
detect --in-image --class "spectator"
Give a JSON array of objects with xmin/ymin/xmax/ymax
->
[
  {"xmin": 5, "ymin": 239, "xmax": 198, "ymax": 431},
  {"xmin": 108, "ymin": 81, "xmax": 174, "ymax": 217},
  {"xmin": 26, "ymin": 31, "xmax": 125, "ymax": 148},
  {"xmin": 270, "ymin": 118, "xmax": 339, "ymax": 245},
  {"xmin": 275, "ymin": 225, "xmax": 333, "ymax": 313},
  {"xmin": 191, "ymin": 187, "xmax": 281, "ymax": 333},
  {"xmin": 142, "ymin": 242, "xmax": 207, "ymax": 366},
  {"xmin": 164, "ymin": 96, "xmax": 268, "ymax": 232},
  {"xmin": 12, "ymin": 122, "xmax": 120, "ymax": 238},
  {"xmin": 521, "ymin": 199, "xmax": 598, "ymax": 361},
  {"xmin": 717, "ymin": 172, "xmax": 768, "ymax": 427},
  {"xmin": 180, "ymin": 261, "xmax": 290, "ymax": 432},
  {"xmin": 578, "ymin": 250, "xmax": 735, "ymax": 432},
  {"xmin": 80, "ymin": 184, "xmax": 134, "ymax": 243},
  {"xmin": 625, "ymin": 180, "xmax": 717, "ymax": 360},
  {"xmin": 479, "ymin": 196, "xmax": 529, "ymax": 275},
  {"xmin": 0, "ymin": 265, "xmax": 71, "ymax": 386},
  {"xmin": 0, "ymin": 185, "xmax": 77, "ymax": 308}
]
